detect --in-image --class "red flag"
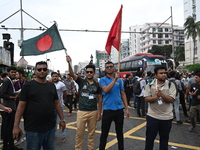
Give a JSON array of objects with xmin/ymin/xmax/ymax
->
[{"xmin": 105, "ymin": 5, "xmax": 122, "ymax": 55}]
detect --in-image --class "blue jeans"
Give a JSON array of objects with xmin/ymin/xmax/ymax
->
[
  {"xmin": 55, "ymin": 106, "xmax": 66, "ymax": 137},
  {"xmin": 26, "ymin": 127, "xmax": 55, "ymax": 150},
  {"xmin": 145, "ymin": 115, "xmax": 172, "ymax": 150},
  {"xmin": 133, "ymin": 93, "xmax": 137, "ymax": 108},
  {"xmin": 173, "ymin": 97, "xmax": 181, "ymax": 121}
]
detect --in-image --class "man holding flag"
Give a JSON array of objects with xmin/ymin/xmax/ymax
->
[{"xmin": 99, "ymin": 6, "xmax": 130, "ymax": 150}]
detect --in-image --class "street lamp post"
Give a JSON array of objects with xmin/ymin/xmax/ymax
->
[{"xmin": 90, "ymin": 54, "xmax": 93, "ymax": 65}]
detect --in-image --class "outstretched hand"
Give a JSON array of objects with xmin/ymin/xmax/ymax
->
[{"xmin": 66, "ymin": 55, "xmax": 72, "ymax": 63}]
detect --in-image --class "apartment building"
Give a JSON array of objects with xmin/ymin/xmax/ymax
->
[{"xmin": 184, "ymin": 0, "xmax": 200, "ymax": 64}]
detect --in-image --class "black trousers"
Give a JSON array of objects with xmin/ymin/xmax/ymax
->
[
  {"xmin": 3, "ymin": 110, "xmax": 16, "ymax": 149},
  {"xmin": 99, "ymin": 109, "xmax": 124, "ymax": 150},
  {"xmin": 145, "ymin": 115, "xmax": 172, "ymax": 150},
  {"xmin": 64, "ymin": 95, "xmax": 73, "ymax": 113},
  {"xmin": 137, "ymin": 96, "xmax": 145, "ymax": 117}
]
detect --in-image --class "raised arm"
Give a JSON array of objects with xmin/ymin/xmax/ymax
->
[{"xmin": 66, "ymin": 55, "xmax": 78, "ymax": 81}]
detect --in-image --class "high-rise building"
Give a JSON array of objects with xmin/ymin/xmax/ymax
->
[
  {"xmin": 184, "ymin": 0, "xmax": 200, "ymax": 64},
  {"xmin": 121, "ymin": 39, "xmax": 130, "ymax": 59},
  {"xmin": 129, "ymin": 23, "xmax": 184, "ymax": 55},
  {"xmin": 95, "ymin": 50, "xmax": 109, "ymax": 67},
  {"xmin": 129, "ymin": 25, "xmax": 143, "ymax": 55}
]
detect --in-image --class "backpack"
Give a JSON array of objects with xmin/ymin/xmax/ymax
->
[
  {"xmin": 169, "ymin": 80, "xmax": 179, "ymax": 96},
  {"xmin": 133, "ymin": 79, "xmax": 143, "ymax": 95}
]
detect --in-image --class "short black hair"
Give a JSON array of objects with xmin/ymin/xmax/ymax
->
[
  {"xmin": 125, "ymin": 74, "xmax": 131, "ymax": 78},
  {"xmin": 85, "ymin": 64, "xmax": 95, "ymax": 72},
  {"xmin": 16, "ymin": 69, "xmax": 25, "ymax": 77},
  {"xmin": 1, "ymin": 73, "xmax": 8, "ymax": 78},
  {"xmin": 7, "ymin": 66, "xmax": 16, "ymax": 72},
  {"xmin": 194, "ymin": 69, "xmax": 200, "ymax": 75},
  {"xmin": 195, "ymin": 72, "xmax": 200, "ymax": 77},
  {"xmin": 147, "ymin": 71, "xmax": 152, "ymax": 76},
  {"xmin": 105, "ymin": 61, "xmax": 114, "ymax": 65},
  {"xmin": 136, "ymin": 71, "xmax": 144, "ymax": 77},
  {"xmin": 154, "ymin": 66, "xmax": 167, "ymax": 75},
  {"xmin": 35, "ymin": 61, "xmax": 48, "ymax": 68},
  {"xmin": 51, "ymin": 72, "xmax": 58, "ymax": 76},
  {"xmin": 169, "ymin": 71, "xmax": 176, "ymax": 78}
]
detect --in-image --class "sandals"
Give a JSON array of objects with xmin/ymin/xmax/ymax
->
[
  {"xmin": 61, "ymin": 137, "xmax": 67, "ymax": 143},
  {"xmin": 189, "ymin": 126, "xmax": 194, "ymax": 132}
]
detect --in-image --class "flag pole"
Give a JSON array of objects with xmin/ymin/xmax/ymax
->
[{"xmin": 117, "ymin": 5, "xmax": 122, "ymax": 72}]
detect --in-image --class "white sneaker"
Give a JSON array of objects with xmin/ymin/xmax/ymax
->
[{"xmin": 14, "ymin": 137, "xmax": 25, "ymax": 146}]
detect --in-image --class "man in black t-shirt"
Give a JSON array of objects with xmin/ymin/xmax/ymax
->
[
  {"xmin": 13, "ymin": 61, "xmax": 66, "ymax": 150},
  {"xmin": 188, "ymin": 72, "xmax": 200, "ymax": 133}
]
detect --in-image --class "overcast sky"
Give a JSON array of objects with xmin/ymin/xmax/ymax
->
[{"xmin": 0, "ymin": 0, "xmax": 184, "ymax": 73}]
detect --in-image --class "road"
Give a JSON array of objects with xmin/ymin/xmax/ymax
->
[{"xmin": 0, "ymin": 106, "xmax": 200, "ymax": 150}]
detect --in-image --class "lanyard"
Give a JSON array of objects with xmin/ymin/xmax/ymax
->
[
  {"xmin": 18, "ymin": 79, "xmax": 26, "ymax": 89},
  {"xmin": 7, "ymin": 77, "xmax": 15, "ymax": 93},
  {"xmin": 155, "ymin": 79, "xmax": 165, "ymax": 91}
]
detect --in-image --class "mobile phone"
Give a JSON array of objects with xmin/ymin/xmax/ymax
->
[{"xmin": 194, "ymin": 89, "xmax": 198, "ymax": 93}]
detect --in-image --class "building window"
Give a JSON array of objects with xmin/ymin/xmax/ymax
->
[
  {"xmin": 153, "ymin": 34, "xmax": 156, "ymax": 37},
  {"xmin": 158, "ymin": 28, "xmax": 163, "ymax": 32},
  {"xmin": 158, "ymin": 34, "xmax": 163, "ymax": 38},
  {"xmin": 153, "ymin": 40, "xmax": 156, "ymax": 44},
  {"xmin": 165, "ymin": 34, "xmax": 169, "ymax": 38},
  {"xmin": 152, "ymin": 28, "xmax": 156, "ymax": 32},
  {"xmin": 165, "ymin": 40, "xmax": 169, "ymax": 44},
  {"xmin": 165, "ymin": 28, "xmax": 168, "ymax": 32},
  {"xmin": 195, "ymin": 48, "xmax": 197, "ymax": 55},
  {"xmin": 158, "ymin": 40, "xmax": 163, "ymax": 44}
]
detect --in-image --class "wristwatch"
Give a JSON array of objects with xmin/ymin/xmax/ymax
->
[{"xmin": 60, "ymin": 119, "xmax": 66, "ymax": 123}]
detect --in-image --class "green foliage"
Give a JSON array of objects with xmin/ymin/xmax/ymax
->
[
  {"xmin": 16, "ymin": 66, "xmax": 31, "ymax": 80},
  {"xmin": 184, "ymin": 16, "xmax": 200, "ymax": 64},
  {"xmin": 186, "ymin": 63, "xmax": 200, "ymax": 72},
  {"xmin": 175, "ymin": 46, "xmax": 185, "ymax": 61},
  {"xmin": 148, "ymin": 45, "xmax": 172, "ymax": 59}
]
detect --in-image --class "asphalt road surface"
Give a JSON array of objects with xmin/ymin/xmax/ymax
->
[{"xmin": 0, "ymin": 105, "xmax": 200, "ymax": 150}]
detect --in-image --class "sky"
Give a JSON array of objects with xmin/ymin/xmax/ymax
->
[{"xmin": 0, "ymin": 0, "xmax": 184, "ymax": 73}]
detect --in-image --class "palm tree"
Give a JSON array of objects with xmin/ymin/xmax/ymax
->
[
  {"xmin": 184, "ymin": 16, "xmax": 200, "ymax": 64},
  {"xmin": 174, "ymin": 46, "xmax": 185, "ymax": 61}
]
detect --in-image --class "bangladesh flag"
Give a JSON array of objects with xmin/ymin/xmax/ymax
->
[{"xmin": 20, "ymin": 23, "xmax": 65, "ymax": 56}]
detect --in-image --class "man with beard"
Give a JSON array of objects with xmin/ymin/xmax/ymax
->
[
  {"xmin": 13, "ymin": 61, "xmax": 65, "ymax": 150},
  {"xmin": 99, "ymin": 61, "xmax": 130, "ymax": 150},
  {"xmin": 144, "ymin": 66, "xmax": 176, "ymax": 150},
  {"xmin": 0, "ymin": 67, "xmax": 22, "ymax": 150},
  {"xmin": 51, "ymin": 72, "xmax": 67, "ymax": 142},
  {"xmin": 14, "ymin": 69, "xmax": 28, "ymax": 108},
  {"xmin": 66, "ymin": 55, "xmax": 102, "ymax": 150}
]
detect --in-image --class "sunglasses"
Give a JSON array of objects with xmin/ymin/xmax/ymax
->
[
  {"xmin": 106, "ymin": 65, "xmax": 114, "ymax": 69},
  {"xmin": 86, "ymin": 71, "xmax": 94, "ymax": 74},
  {"xmin": 37, "ymin": 68, "xmax": 48, "ymax": 72}
]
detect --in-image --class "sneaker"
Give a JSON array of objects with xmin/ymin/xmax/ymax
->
[
  {"xmin": 60, "ymin": 137, "xmax": 66, "ymax": 143},
  {"xmin": 189, "ymin": 126, "xmax": 194, "ymax": 132},
  {"xmin": 67, "ymin": 113, "xmax": 72, "ymax": 117},
  {"xmin": 177, "ymin": 121, "xmax": 183, "ymax": 125},
  {"xmin": 14, "ymin": 137, "xmax": 24, "ymax": 146}
]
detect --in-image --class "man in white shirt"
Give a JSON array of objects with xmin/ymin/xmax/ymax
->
[
  {"xmin": 51, "ymin": 72, "xmax": 67, "ymax": 143},
  {"xmin": 136, "ymin": 71, "xmax": 146, "ymax": 117}
]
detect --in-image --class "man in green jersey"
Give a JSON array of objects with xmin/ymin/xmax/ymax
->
[{"xmin": 66, "ymin": 55, "xmax": 102, "ymax": 150}]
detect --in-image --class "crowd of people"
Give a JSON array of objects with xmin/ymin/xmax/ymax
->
[{"xmin": 0, "ymin": 56, "xmax": 199, "ymax": 150}]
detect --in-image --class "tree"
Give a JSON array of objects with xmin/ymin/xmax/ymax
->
[
  {"xmin": 175, "ymin": 46, "xmax": 185, "ymax": 61},
  {"xmin": 184, "ymin": 16, "xmax": 200, "ymax": 64},
  {"xmin": 148, "ymin": 45, "xmax": 172, "ymax": 59}
]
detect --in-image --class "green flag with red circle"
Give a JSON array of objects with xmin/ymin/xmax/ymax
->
[{"xmin": 20, "ymin": 23, "xmax": 65, "ymax": 56}]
